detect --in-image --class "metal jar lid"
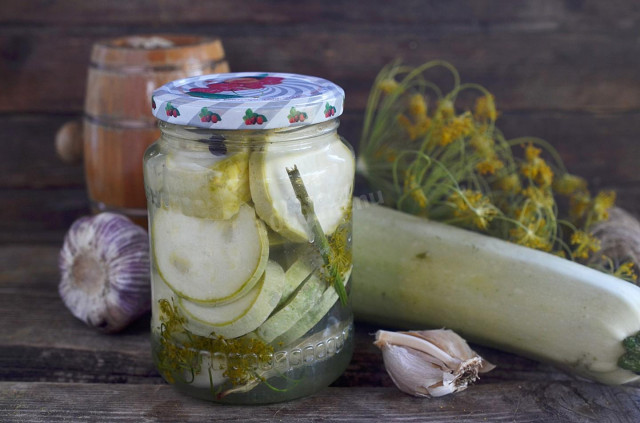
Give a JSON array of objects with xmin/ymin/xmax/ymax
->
[{"xmin": 151, "ymin": 72, "xmax": 344, "ymax": 130}]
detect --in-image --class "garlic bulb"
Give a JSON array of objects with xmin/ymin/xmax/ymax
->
[
  {"xmin": 374, "ymin": 329, "xmax": 495, "ymax": 397},
  {"xmin": 59, "ymin": 213, "xmax": 150, "ymax": 333}
]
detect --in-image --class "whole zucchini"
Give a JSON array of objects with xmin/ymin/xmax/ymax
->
[{"xmin": 352, "ymin": 202, "xmax": 640, "ymax": 385}]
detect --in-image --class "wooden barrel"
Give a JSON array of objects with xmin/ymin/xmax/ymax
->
[{"xmin": 83, "ymin": 34, "xmax": 230, "ymax": 226}]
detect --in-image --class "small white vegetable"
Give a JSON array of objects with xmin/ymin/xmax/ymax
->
[
  {"xmin": 256, "ymin": 266, "xmax": 325, "ymax": 343},
  {"xmin": 374, "ymin": 329, "xmax": 494, "ymax": 397},
  {"xmin": 272, "ymin": 267, "xmax": 352, "ymax": 347},
  {"xmin": 58, "ymin": 213, "xmax": 150, "ymax": 333},
  {"xmin": 152, "ymin": 204, "xmax": 268, "ymax": 304},
  {"xmin": 249, "ymin": 135, "xmax": 354, "ymax": 241},
  {"xmin": 353, "ymin": 203, "xmax": 640, "ymax": 385},
  {"xmin": 182, "ymin": 261, "xmax": 285, "ymax": 339},
  {"xmin": 163, "ymin": 150, "xmax": 251, "ymax": 220}
]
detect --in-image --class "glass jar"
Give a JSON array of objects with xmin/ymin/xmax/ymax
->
[{"xmin": 144, "ymin": 73, "xmax": 354, "ymax": 403}]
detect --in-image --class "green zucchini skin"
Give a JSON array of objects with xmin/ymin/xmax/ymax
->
[{"xmin": 352, "ymin": 203, "xmax": 640, "ymax": 385}]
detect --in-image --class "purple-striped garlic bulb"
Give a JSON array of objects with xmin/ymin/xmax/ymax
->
[{"xmin": 59, "ymin": 213, "xmax": 150, "ymax": 333}]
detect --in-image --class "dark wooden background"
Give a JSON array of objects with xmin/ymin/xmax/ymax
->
[
  {"xmin": 2, "ymin": 0, "xmax": 640, "ymax": 244},
  {"xmin": 2, "ymin": 1, "xmax": 640, "ymax": 421}
]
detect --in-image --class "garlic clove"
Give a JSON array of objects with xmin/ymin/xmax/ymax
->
[
  {"xmin": 375, "ymin": 329, "xmax": 494, "ymax": 397},
  {"xmin": 59, "ymin": 213, "xmax": 150, "ymax": 333}
]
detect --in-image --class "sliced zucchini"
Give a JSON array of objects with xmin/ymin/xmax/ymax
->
[
  {"xmin": 164, "ymin": 150, "xmax": 251, "ymax": 220},
  {"xmin": 249, "ymin": 135, "xmax": 354, "ymax": 241},
  {"xmin": 272, "ymin": 267, "xmax": 352, "ymax": 347},
  {"xmin": 256, "ymin": 267, "xmax": 327, "ymax": 343},
  {"xmin": 181, "ymin": 261, "xmax": 285, "ymax": 339},
  {"xmin": 152, "ymin": 204, "xmax": 269, "ymax": 304},
  {"xmin": 279, "ymin": 256, "xmax": 317, "ymax": 307}
]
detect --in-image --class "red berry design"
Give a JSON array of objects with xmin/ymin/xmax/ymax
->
[
  {"xmin": 165, "ymin": 102, "xmax": 180, "ymax": 118},
  {"xmin": 324, "ymin": 103, "xmax": 337, "ymax": 118},
  {"xmin": 242, "ymin": 109, "xmax": 266, "ymax": 125},
  {"xmin": 198, "ymin": 108, "xmax": 221, "ymax": 124},
  {"xmin": 287, "ymin": 107, "xmax": 309, "ymax": 125}
]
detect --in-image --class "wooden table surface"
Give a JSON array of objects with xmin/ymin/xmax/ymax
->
[
  {"xmin": 3, "ymin": 1, "xmax": 640, "ymax": 421},
  {"xmin": 1, "ymin": 242, "xmax": 639, "ymax": 422}
]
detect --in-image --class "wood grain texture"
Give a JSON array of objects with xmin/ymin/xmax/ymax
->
[
  {"xmin": 1, "ymin": 0, "xmax": 638, "ymax": 238},
  {"xmin": 3, "ymin": 28, "xmax": 640, "ymax": 114},
  {"xmin": 1, "ymin": 1, "xmax": 640, "ymax": 113},
  {"xmin": 1, "ymin": 382, "xmax": 639, "ymax": 423},
  {"xmin": 0, "ymin": 244, "xmax": 583, "ymax": 388},
  {"xmin": 1, "ymin": 3, "xmax": 640, "ymax": 420}
]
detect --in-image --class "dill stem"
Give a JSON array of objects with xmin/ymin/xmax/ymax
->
[{"xmin": 286, "ymin": 165, "xmax": 348, "ymax": 306}]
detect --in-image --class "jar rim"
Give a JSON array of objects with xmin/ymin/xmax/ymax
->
[{"xmin": 158, "ymin": 118, "xmax": 341, "ymax": 147}]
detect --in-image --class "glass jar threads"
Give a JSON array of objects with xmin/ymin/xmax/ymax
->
[{"xmin": 144, "ymin": 73, "xmax": 354, "ymax": 403}]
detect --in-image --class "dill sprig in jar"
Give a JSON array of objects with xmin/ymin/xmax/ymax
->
[{"xmin": 144, "ymin": 73, "xmax": 355, "ymax": 403}]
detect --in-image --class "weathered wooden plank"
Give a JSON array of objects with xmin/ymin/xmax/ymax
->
[
  {"xmin": 0, "ymin": 244, "xmax": 577, "ymax": 386},
  {"xmin": 2, "ymin": 0, "xmax": 639, "ymax": 31},
  {"xmin": 3, "ymin": 110, "xmax": 640, "ymax": 190},
  {"xmin": 1, "ymin": 114, "xmax": 84, "ymax": 189},
  {"xmin": 1, "ymin": 382, "xmax": 639, "ymax": 422},
  {"xmin": 2, "ymin": 27, "xmax": 640, "ymax": 113},
  {"xmin": 0, "ymin": 181, "xmax": 638, "ymax": 247},
  {"xmin": 0, "ymin": 189, "xmax": 89, "ymax": 244}
]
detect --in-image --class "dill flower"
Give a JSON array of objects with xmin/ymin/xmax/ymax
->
[
  {"xmin": 591, "ymin": 190, "xmax": 616, "ymax": 222},
  {"xmin": 437, "ymin": 113, "xmax": 474, "ymax": 147},
  {"xmin": 553, "ymin": 173, "xmax": 587, "ymax": 196},
  {"xmin": 509, "ymin": 221, "xmax": 553, "ymax": 252},
  {"xmin": 409, "ymin": 93, "xmax": 428, "ymax": 119},
  {"xmin": 437, "ymin": 98, "xmax": 455, "ymax": 120},
  {"xmin": 522, "ymin": 186, "xmax": 554, "ymax": 209},
  {"xmin": 378, "ymin": 78, "xmax": 399, "ymax": 94},
  {"xmin": 403, "ymin": 172, "xmax": 428, "ymax": 208},
  {"xmin": 415, "ymin": 117, "xmax": 431, "ymax": 136},
  {"xmin": 474, "ymin": 94, "xmax": 497, "ymax": 122},
  {"xmin": 615, "ymin": 262, "xmax": 638, "ymax": 282},
  {"xmin": 520, "ymin": 144, "xmax": 553, "ymax": 187},
  {"xmin": 470, "ymin": 134, "xmax": 495, "ymax": 158},
  {"xmin": 493, "ymin": 174, "xmax": 522, "ymax": 194},
  {"xmin": 449, "ymin": 189, "xmax": 499, "ymax": 230},
  {"xmin": 524, "ymin": 144, "xmax": 541, "ymax": 162},
  {"xmin": 569, "ymin": 191, "xmax": 591, "ymax": 222},
  {"xmin": 397, "ymin": 114, "xmax": 419, "ymax": 141},
  {"xmin": 476, "ymin": 158, "xmax": 504, "ymax": 175},
  {"xmin": 570, "ymin": 230, "xmax": 601, "ymax": 259}
]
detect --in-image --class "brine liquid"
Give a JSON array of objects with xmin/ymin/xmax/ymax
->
[{"xmin": 151, "ymin": 305, "xmax": 353, "ymax": 404}]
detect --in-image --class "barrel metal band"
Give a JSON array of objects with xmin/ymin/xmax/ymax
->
[{"xmin": 88, "ymin": 57, "xmax": 228, "ymax": 74}]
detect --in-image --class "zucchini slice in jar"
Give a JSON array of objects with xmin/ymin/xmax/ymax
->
[
  {"xmin": 152, "ymin": 204, "xmax": 269, "ymax": 304},
  {"xmin": 249, "ymin": 136, "xmax": 354, "ymax": 241},
  {"xmin": 164, "ymin": 150, "xmax": 251, "ymax": 220},
  {"xmin": 272, "ymin": 267, "xmax": 352, "ymax": 347},
  {"xmin": 181, "ymin": 261, "xmax": 285, "ymax": 339},
  {"xmin": 278, "ymin": 255, "xmax": 319, "ymax": 307},
  {"xmin": 256, "ymin": 267, "xmax": 326, "ymax": 343}
]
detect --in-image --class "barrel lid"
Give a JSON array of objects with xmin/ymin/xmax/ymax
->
[{"xmin": 151, "ymin": 72, "xmax": 344, "ymax": 129}]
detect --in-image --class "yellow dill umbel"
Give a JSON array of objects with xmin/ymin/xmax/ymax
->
[{"xmin": 358, "ymin": 59, "xmax": 624, "ymax": 281}]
